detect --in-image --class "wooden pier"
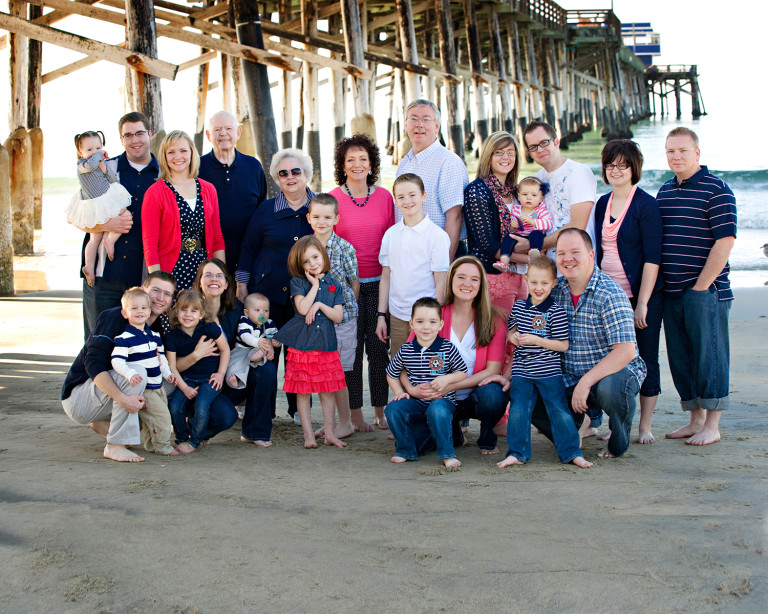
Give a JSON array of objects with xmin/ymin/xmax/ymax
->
[
  {"xmin": 646, "ymin": 64, "xmax": 706, "ymax": 120},
  {"xmin": 0, "ymin": 0, "xmax": 692, "ymax": 264}
]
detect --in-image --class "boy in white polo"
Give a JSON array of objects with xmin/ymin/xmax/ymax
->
[{"xmin": 376, "ymin": 173, "xmax": 451, "ymax": 357}]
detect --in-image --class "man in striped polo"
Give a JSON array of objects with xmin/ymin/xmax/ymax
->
[{"xmin": 657, "ymin": 128, "xmax": 736, "ymax": 446}]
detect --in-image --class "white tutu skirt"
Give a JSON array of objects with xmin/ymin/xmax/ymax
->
[{"xmin": 65, "ymin": 182, "xmax": 132, "ymax": 228}]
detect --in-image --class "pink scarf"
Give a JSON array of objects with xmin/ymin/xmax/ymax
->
[
  {"xmin": 483, "ymin": 174, "xmax": 515, "ymax": 234},
  {"xmin": 602, "ymin": 185, "xmax": 637, "ymax": 240}
]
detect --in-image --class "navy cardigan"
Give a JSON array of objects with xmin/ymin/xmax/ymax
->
[{"xmin": 593, "ymin": 187, "xmax": 663, "ymax": 297}]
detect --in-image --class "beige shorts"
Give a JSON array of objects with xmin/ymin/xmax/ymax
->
[{"xmin": 335, "ymin": 318, "xmax": 358, "ymax": 371}]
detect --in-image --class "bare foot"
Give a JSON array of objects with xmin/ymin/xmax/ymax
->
[
  {"xmin": 199, "ymin": 439, "xmax": 211, "ymax": 447},
  {"xmin": 103, "ymin": 443, "xmax": 144, "ymax": 462},
  {"xmin": 686, "ymin": 428, "xmax": 720, "ymax": 446},
  {"xmin": 351, "ymin": 417, "xmax": 374, "ymax": 432},
  {"xmin": 390, "ymin": 455, "xmax": 408, "ymax": 463},
  {"xmin": 90, "ymin": 420, "xmax": 109, "ymax": 439},
  {"xmin": 571, "ymin": 456, "xmax": 593, "ymax": 468},
  {"xmin": 579, "ymin": 425, "xmax": 599, "ymax": 438},
  {"xmin": 480, "ymin": 447, "xmax": 499, "ymax": 455},
  {"xmin": 636, "ymin": 430, "xmax": 655, "ymax": 444},
  {"xmin": 104, "ymin": 240, "xmax": 115, "ymax": 261},
  {"xmin": 176, "ymin": 442, "xmax": 196, "ymax": 454},
  {"xmin": 497, "ymin": 455, "xmax": 524, "ymax": 468},
  {"xmin": 598, "ymin": 430, "xmax": 612, "ymax": 441},
  {"xmin": 82, "ymin": 266, "xmax": 95, "ymax": 287},
  {"xmin": 313, "ymin": 426, "xmax": 326, "ymax": 438},
  {"xmin": 374, "ymin": 416, "xmax": 389, "ymax": 430},
  {"xmin": 323, "ymin": 436, "xmax": 348, "ymax": 449},
  {"xmin": 443, "ymin": 458, "xmax": 461, "ymax": 468},
  {"xmin": 168, "ymin": 449, "xmax": 180, "ymax": 456},
  {"xmin": 226, "ymin": 374, "xmax": 239, "ymax": 388},
  {"xmin": 597, "ymin": 445, "xmax": 616, "ymax": 458},
  {"xmin": 387, "ymin": 434, "xmax": 395, "ymax": 440},
  {"xmin": 334, "ymin": 421, "xmax": 355, "ymax": 439},
  {"xmin": 665, "ymin": 422, "xmax": 703, "ymax": 439},
  {"xmin": 240, "ymin": 436, "xmax": 273, "ymax": 447},
  {"xmin": 304, "ymin": 437, "xmax": 318, "ymax": 449}
]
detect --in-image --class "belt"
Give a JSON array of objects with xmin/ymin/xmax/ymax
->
[{"xmin": 182, "ymin": 238, "xmax": 203, "ymax": 252}]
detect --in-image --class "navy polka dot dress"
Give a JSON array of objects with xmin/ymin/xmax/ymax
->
[{"xmin": 166, "ymin": 179, "xmax": 206, "ymax": 292}]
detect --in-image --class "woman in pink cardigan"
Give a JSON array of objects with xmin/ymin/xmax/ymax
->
[
  {"xmin": 402, "ymin": 256, "xmax": 509, "ymax": 454},
  {"xmin": 142, "ymin": 130, "xmax": 225, "ymax": 291}
]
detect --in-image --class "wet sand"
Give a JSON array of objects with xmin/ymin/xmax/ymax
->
[{"xmin": 0, "ymin": 288, "xmax": 766, "ymax": 612}]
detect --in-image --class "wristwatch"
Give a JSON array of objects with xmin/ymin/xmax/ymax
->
[{"xmin": 376, "ymin": 311, "xmax": 387, "ymax": 318}]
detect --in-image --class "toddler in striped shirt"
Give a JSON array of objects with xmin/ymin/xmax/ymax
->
[{"xmin": 111, "ymin": 287, "xmax": 178, "ymax": 456}]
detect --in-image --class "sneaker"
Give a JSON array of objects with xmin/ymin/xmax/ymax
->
[
  {"xmin": 528, "ymin": 248, "xmax": 541, "ymax": 263},
  {"xmin": 492, "ymin": 261, "xmax": 509, "ymax": 273},
  {"xmin": 515, "ymin": 263, "xmax": 528, "ymax": 275},
  {"xmin": 293, "ymin": 413, "xmax": 302, "ymax": 426}
]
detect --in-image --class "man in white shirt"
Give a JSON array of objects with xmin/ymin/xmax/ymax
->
[
  {"xmin": 517, "ymin": 121, "xmax": 597, "ymax": 260},
  {"xmin": 396, "ymin": 99, "xmax": 468, "ymax": 259}
]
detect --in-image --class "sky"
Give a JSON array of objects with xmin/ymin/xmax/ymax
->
[{"xmin": 0, "ymin": 0, "xmax": 766, "ymax": 176}]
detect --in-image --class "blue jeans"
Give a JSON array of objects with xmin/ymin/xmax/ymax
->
[
  {"xmin": 506, "ymin": 375, "xmax": 582, "ymax": 463},
  {"xmin": 663, "ymin": 286, "xmax": 731, "ymax": 411},
  {"xmin": 532, "ymin": 367, "xmax": 639, "ymax": 457},
  {"xmin": 168, "ymin": 376, "xmax": 221, "ymax": 448},
  {"xmin": 452, "ymin": 382, "xmax": 508, "ymax": 450},
  {"xmin": 385, "ymin": 397, "xmax": 457, "ymax": 460},
  {"xmin": 222, "ymin": 360, "xmax": 277, "ymax": 441},
  {"xmin": 500, "ymin": 230, "xmax": 544, "ymax": 258}
]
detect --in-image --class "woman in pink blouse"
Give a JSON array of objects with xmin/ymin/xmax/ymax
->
[{"xmin": 330, "ymin": 134, "xmax": 395, "ymax": 432}]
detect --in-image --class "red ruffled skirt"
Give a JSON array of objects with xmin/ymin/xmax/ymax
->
[{"xmin": 283, "ymin": 348, "xmax": 347, "ymax": 394}]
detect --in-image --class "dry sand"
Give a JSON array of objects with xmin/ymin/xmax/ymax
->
[{"xmin": 0, "ymin": 288, "xmax": 766, "ymax": 613}]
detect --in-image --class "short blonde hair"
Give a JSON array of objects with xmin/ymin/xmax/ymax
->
[
  {"xmin": 158, "ymin": 130, "xmax": 200, "ymax": 181},
  {"xmin": 121, "ymin": 286, "xmax": 150, "ymax": 310}
]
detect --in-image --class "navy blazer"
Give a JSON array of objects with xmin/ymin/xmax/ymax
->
[
  {"xmin": 236, "ymin": 197, "xmax": 313, "ymax": 306},
  {"xmin": 594, "ymin": 187, "xmax": 663, "ymax": 297}
]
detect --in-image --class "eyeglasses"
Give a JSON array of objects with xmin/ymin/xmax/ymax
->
[
  {"xmin": 202, "ymin": 273, "xmax": 226, "ymax": 280},
  {"xmin": 526, "ymin": 138, "xmax": 556, "ymax": 153},
  {"xmin": 492, "ymin": 149, "xmax": 517, "ymax": 158},
  {"xmin": 278, "ymin": 168, "xmax": 303, "ymax": 178},
  {"xmin": 406, "ymin": 116, "xmax": 436, "ymax": 125},
  {"xmin": 121, "ymin": 130, "xmax": 148, "ymax": 140},
  {"xmin": 604, "ymin": 163, "xmax": 630, "ymax": 171}
]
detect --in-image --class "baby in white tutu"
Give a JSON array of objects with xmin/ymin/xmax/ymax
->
[{"xmin": 66, "ymin": 131, "xmax": 131, "ymax": 286}]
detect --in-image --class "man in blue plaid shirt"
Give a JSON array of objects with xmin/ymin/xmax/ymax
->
[{"xmin": 540, "ymin": 228, "xmax": 646, "ymax": 458}]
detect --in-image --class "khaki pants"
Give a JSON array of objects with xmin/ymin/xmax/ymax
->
[
  {"xmin": 389, "ymin": 315, "xmax": 411, "ymax": 359},
  {"xmin": 139, "ymin": 388, "xmax": 175, "ymax": 455}
]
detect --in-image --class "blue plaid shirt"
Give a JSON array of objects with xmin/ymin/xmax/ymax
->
[
  {"xmin": 325, "ymin": 233, "xmax": 359, "ymax": 322},
  {"xmin": 551, "ymin": 268, "xmax": 646, "ymax": 388}
]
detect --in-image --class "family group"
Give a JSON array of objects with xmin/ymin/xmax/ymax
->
[{"xmin": 60, "ymin": 98, "xmax": 736, "ymax": 468}]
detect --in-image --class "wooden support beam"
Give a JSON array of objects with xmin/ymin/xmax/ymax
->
[
  {"xmin": 340, "ymin": 0, "xmax": 371, "ymax": 116},
  {"xmin": 463, "ymin": 0, "xmax": 488, "ymax": 146},
  {"xmin": 490, "ymin": 9, "xmax": 513, "ymax": 134},
  {"xmin": 0, "ymin": 10, "xmax": 178, "ymax": 80},
  {"xmin": 126, "ymin": 0, "xmax": 164, "ymax": 131},
  {"xmin": 302, "ymin": 0, "xmax": 321, "ymax": 192},
  {"xmin": 42, "ymin": 54, "xmax": 101, "ymax": 83},
  {"xmin": 435, "ymin": 0, "xmax": 463, "ymax": 159},
  {"xmin": 27, "ymin": 3, "xmax": 43, "ymax": 129},
  {"xmin": 396, "ymin": 0, "xmax": 421, "ymax": 101},
  {"xmin": 8, "ymin": 0, "xmax": 28, "ymax": 130},
  {"xmin": 178, "ymin": 49, "xmax": 218, "ymax": 72}
]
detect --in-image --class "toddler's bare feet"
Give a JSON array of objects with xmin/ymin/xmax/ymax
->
[
  {"xmin": 598, "ymin": 430, "xmax": 612, "ymax": 441},
  {"xmin": 82, "ymin": 266, "xmax": 95, "ymax": 287},
  {"xmin": 390, "ymin": 455, "xmax": 408, "ymax": 463},
  {"xmin": 686, "ymin": 428, "xmax": 720, "ymax": 446},
  {"xmin": 374, "ymin": 415, "xmax": 389, "ymax": 430},
  {"xmin": 103, "ymin": 444, "xmax": 144, "ymax": 462},
  {"xmin": 104, "ymin": 239, "xmax": 115, "ymax": 260},
  {"xmin": 571, "ymin": 456, "xmax": 593, "ymax": 468},
  {"xmin": 528, "ymin": 248, "xmax": 541, "ymax": 262},
  {"xmin": 636, "ymin": 429, "xmax": 655, "ymax": 444},
  {"xmin": 597, "ymin": 445, "xmax": 616, "ymax": 458},
  {"xmin": 226, "ymin": 373, "xmax": 239, "ymax": 388},
  {"xmin": 334, "ymin": 421, "xmax": 354, "ymax": 439},
  {"xmin": 240, "ymin": 436, "xmax": 273, "ymax": 447},
  {"xmin": 497, "ymin": 455, "xmax": 524, "ymax": 468},
  {"xmin": 176, "ymin": 442, "xmax": 196, "ymax": 454},
  {"xmin": 323, "ymin": 435, "xmax": 348, "ymax": 449},
  {"xmin": 443, "ymin": 458, "xmax": 461, "ymax": 468},
  {"xmin": 480, "ymin": 447, "xmax": 499, "ymax": 455}
]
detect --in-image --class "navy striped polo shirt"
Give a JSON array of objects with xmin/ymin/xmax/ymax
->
[
  {"xmin": 656, "ymin": 166, "xmax": 737, "ymax": 301},
  {"xmin": 507, "ymin": 296, "xmax": 569, "ymax": 379}
]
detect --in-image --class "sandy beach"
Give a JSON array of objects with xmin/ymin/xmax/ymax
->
[{"xmin": 0, "ymin": 286, "xmax": 766, "ymax": 613}]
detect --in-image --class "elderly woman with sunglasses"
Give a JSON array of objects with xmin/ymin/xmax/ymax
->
[{"xmin": 236, "ymin": 148, "xmax": 315, "ymax": 419}]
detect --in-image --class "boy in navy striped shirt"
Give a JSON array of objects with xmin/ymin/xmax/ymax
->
[
  {"xmin": 111, "ymin": 287, "xmax": 178, "ymax": 455},
  {"xmin": 498, "ymin": 256, "xmax": 592, "ymax": 468},
  {"xmin": 385, "ymin": 297, "xmax": 467, "ymax": 468}
]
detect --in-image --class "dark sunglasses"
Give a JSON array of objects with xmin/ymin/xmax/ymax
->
[{"xmin": 278, "ymin": 167, "xmax": 303, "ymax": 178}]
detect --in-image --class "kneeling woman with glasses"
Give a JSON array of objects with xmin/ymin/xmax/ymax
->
[{"xmin": 236, "ymin": 148, "xmax": 315, "ymax": 419}]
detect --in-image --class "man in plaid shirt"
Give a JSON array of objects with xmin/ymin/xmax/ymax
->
[{"xmin": 540, "ymin": 228, "xmax": 646, "ymax": 458}]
